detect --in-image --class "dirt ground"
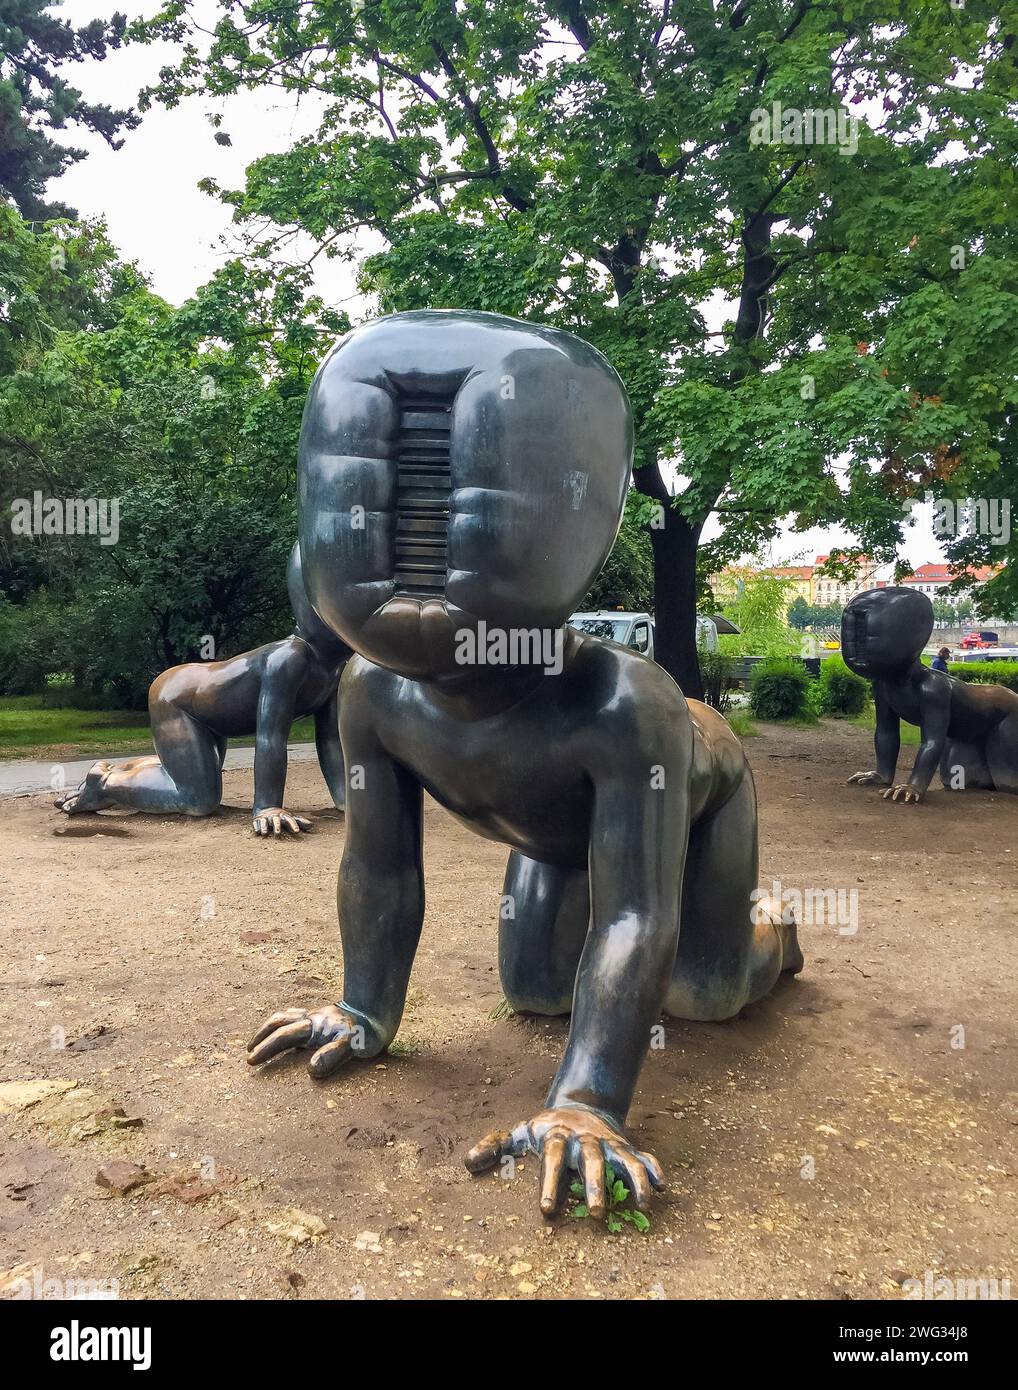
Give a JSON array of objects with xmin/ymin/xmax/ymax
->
[{"xmin": 1, "ymin": 720, "xmax": 1016, "ymax": 1302}]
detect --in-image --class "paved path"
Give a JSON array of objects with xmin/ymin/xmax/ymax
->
[{"xmin": 0, "ymin": 742, "xmax": 319, "ymax": 797}]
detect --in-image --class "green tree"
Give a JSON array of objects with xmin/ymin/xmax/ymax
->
[
  {"xmin": 139, "ymin": 2, "xmax": 1016, "ymax": 695},
  {"xmin": 581, "ymin": 493, "xmax": 654, "ymax": 611},
  {"xmin": 0, "ymin": 1, "xmax": 138, "ymax": 218},
  {"xmin": 788, "ymin": 595, "xmax": 811, "ymax": 629},
  {"xmin": 718, "ymin": 564, "xmax": 798, "ymax": 658},
  {"xmin": 0, "ymin": 207, "xmax": 350, "ymax": 700}
]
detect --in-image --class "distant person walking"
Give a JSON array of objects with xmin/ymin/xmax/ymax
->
[{"xmin": 931, "ymin": 646, "xmax": 951, "ymax": 673}]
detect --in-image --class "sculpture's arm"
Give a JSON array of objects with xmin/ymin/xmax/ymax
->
[
  {"xmin": 251, "ymin": 642, "xmax": 308, "ymax": 832},
  {"xmin": 547, "ymin": 762, "xmax": 689, "ymax": 1127},
  {"xmin": 874, "ymin": 690, "xmax": 902, "ymax": 783},
  {"xmin": 333, "ymin": 720, "xmax": 424, "ymax": 1051},
  {"xmin": 314, "ymin": 686, "xmax": 346, "ymax": 811},
  {"xmin": 848, "ymin": 688, "xmax": 899, "ymax": 787},
  {"xmin": 466, "ymin": 694, "xmax": 690, "ymax": 1217},
  {"xmin": 246, "ymin": 667, "xmax": 424, "ymax": 1073}
]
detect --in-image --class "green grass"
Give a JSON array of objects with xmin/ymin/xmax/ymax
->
[
  {"xmin": 0, "ymin": 696, "xmax": 315, "ymax": 760},
  {"xmin": 724, "ymin": 709, "xmax": 759, "ymax": 738},
  {"xmin": 849, "ymin": 706, "xmax": 921, "ymax": 745}
]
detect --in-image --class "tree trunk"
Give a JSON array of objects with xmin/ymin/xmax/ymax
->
[{"xmin": 649, "ymin": 509, "xmax": 704, "ymax": 700}]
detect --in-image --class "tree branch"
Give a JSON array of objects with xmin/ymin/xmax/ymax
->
[{"xmin": 431, "ymin": 41, "xmax": 532, "ymax": 212}]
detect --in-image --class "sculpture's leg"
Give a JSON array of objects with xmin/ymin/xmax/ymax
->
[
  {"xmin": 665, "ymin": 776, "xmax": 802, "ymax": 1022},
  {"xmin": 99, "ymin": 699, "xmax": 223, "ymax": 814},
  {"xmin": 498, "ymin": 852, "xmax": 590, "ymax": 1016},
  {"xmin": 939, "ymin": 738, "xmax": 993, "ymax": 791},
  {"xmin": 57, "ymin": 685, "xmax": 224, "ymax": 817},
  {"xmin": 986, "ymin": 711, "xmax": 1018, "ymax": 793}
]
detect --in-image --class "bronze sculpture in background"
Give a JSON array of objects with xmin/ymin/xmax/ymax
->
[
  {"xmin": 246, "ymin": 310, "xmax": 803, "ymax": 1220},
  {"xmin": 844, "ymin": 586, "xmax": 1018, "ymax": 802},
  {"xmin": 55, "ymin": 544, "xmax": 350, "ymax": 834}
]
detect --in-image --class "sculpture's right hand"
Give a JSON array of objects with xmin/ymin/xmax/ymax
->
[
  {"xmin": 246, "ymin": 1003, "xmax": 371, "ymax": 1076},
  {"xmin": 252, "ymin": 807, "xmax": 312, "ymax": 836},
  {"xmin": 847, "ymin": 770, "xmax": 888, "ymax": 787}
]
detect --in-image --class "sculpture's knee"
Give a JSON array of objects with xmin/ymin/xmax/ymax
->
[
  {"xmin": 499, "ymin": 954, "xmax": 572, "ymax": 1017},
  {"xmin": 180, "ymin": 791, "xmax": 221, "ymax": 817}
]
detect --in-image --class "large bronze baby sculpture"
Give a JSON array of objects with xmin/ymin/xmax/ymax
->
[
  {"xmin": 247, "ymin": 310, "xmax": 802, "ymax": 1218},
  {"xmin": 844, "ymin": 585, "xmax": 1018, "ymax": 803},
  {"xmin": 56, "ymin": 544, "xmax": 350, "ymax": 834}
]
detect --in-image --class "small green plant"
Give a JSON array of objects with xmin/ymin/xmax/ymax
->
[
  {"xmin": 386, "ymin": 1036, "xmax": 421, "ymax": 1057},
  {"xmin": 699, "ymin": 648, "xmax": 738, "ymax": 713},
  {"xmin": 569, "ymin": 1164, "xmax": 651, "ymax": 1234},
  {"xmin": 749, "ymin": 656, "xmax": 811, "ymax": 721},
  {"xmin": 489, "ymin": 996, "xmax": 516, "ymax": 1021},
  {"xmin": 725, "ymin": 708, "xmax": 759, "ymax": 738},
  {"xmin": 817, "ymin": 655, "xmax": 870, "ymax": 717}
]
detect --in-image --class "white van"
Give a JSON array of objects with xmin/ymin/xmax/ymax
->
[{"xmin": 568, "ymin": 611, "xmax": 723, "ymax": 658}]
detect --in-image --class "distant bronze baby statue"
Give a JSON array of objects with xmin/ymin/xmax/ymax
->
[
  {"xmin": 844, "ymin": 585, "xmax": 1018, "ymax": 802},
  {"xmin": 55, "ymin": 544, "xmax": 350, "ymax": 834},
  {"xmin": 246, "ymin": 310, "xmax": 802, "ymax": 1219}
]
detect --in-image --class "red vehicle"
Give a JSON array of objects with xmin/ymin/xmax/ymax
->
[{"xmin": 960, "ymin": 630, "xmax": 999, "ymax": 650}]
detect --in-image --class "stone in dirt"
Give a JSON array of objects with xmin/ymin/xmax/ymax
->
[
  {"xmin": 95, "ymin": 1161, "xmax": 150, "ymax": 1194},
  {"xmin": 263, "ymin": 1208, "xmax": 329, "ymax": 1244},
  {"xmin": 66, "ymin": 1024, "xmax": 119, "ymax": 1053},
  {"xmin": 28, "ymin": 1087, "xmax": 143, "ymax": 1142},
  {"xmin": 0, "ymin": 1079, "xmax": 77, "ymax": 1114},
  {"xmin": 148, "ymin": 1169, "xmax": 241, "ymax": 1204}
]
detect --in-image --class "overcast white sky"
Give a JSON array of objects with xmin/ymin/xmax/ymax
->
[{"xmin": 49, "ymin": 1, "xmax": 944, "ymax": 572}]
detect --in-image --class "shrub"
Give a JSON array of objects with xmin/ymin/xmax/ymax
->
[
  {"xmin": 749, "ymin": 656, "xmax": 811, "ymax": 720},
  {"xmin": 817, "ymin": 655, "xmax": 870, "ymax": 716},
  {"xmin": 948, "ymin": 660, "xmax": 1018, "ymax": 693},
  {"xmin": 700, "ymin": 648, "xmax": 738, "ymax": 712}
]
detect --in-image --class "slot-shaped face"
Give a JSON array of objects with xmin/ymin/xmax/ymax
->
[
  {"xmin": 298, "ymin": 310, "xmax": 633, "ymax": 679},
  {"xmin": 842, "ymin": 587, "xmax": 934, "ymax": 677}
]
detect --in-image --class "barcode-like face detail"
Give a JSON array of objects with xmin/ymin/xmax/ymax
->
[{"xmin": 393, "ymin": 394, "xmax": 454, "ymax": 598}]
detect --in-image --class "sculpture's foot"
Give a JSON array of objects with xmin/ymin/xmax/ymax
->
[
  {"xmin": 779, "ymin": 914, "xmax": 805, "ymax": 974},
  {"xmin": 755, "ymin": 891, "xmax": 804, "ymax": 975},
  {"xmin": 54, "ymin": 762, "xmax": 114, "ymax": 815}
]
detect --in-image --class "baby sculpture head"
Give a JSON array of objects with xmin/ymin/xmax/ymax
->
[
  {"xmin": 841, "ymin": 586, "xmax": 934, "ymax": 679},
  {"xmin": 297, "ymin": 310, "xmax": 633, "ymax": 681},
  {"xmin": 286, "ymin": 541, "xmax": 351, "ymax": 659}
]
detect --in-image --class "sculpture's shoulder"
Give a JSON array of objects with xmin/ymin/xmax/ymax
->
[
  {"xmin": 568, "ymin": 629, "xmax": 683, "ymax": 704},
  {"xmin": 342, "ymin": 652, "xmax": 404, "ymax": 692},
  {"xmin": 339, "ymin": 654, "xmax": 410, "ymax": 726},
  {"xmin": 565, "ymin": 632, "xmax": 693, "ymax": 759},
  {"xmin": 915, "ymin": 663, "xmax": 953, "ymax": 702}
]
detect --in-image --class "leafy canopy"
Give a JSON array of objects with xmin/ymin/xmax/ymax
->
[
  {"xmin": 139, "ymin": 0, "xmax": 1016, "ymax": 582},
  {"xmin": 0, "ymin": 1, "xmax": 138, "ymax": 219}
]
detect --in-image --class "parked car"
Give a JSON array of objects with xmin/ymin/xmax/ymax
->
[
  {"xmin": 569, "ymin": 610, "xmax": 656, "ymax": 655},
  {"xmin": 568, "ymin": 611, "xmax": 736, "ymax": 659}
]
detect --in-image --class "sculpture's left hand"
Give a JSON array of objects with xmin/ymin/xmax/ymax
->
[
  {"xmin": 246, "ymin": 1002, "xmax": 368, "ymax": 1075},
  {"xmin": 465, "ymin": 1105, "xmax": 664, "ymax": 1219},
  {"xmin": 881, "ymin": 784, "xmax": 922, "ymax": 804},
  {"xmin": 252, "ymin": 807, "xmax": 312, "ymax": 836}
]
